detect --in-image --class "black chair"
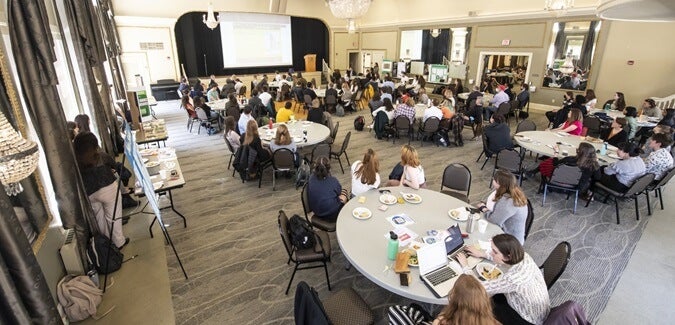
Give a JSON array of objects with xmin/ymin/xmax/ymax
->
[
  {"xmin": 303, "ymin": 94, "xmax": 313, "ymax": 112},
  {"xmin": 539, "ymin": 242, "xmax": 571, "ymax": 290},
  {"xmin": 515, "ymin": 119, "xmax": 536, "ymax": 134},
  {"xmin": 253, "ymin": 151, "xmax": 273, "ymax": 188},
  {"xmin": 588, "ymin": 173, "xmax": 655, "ymax": 224},
  {"xmin": 325, "ymin": 94, "xmax": 337, "ymax": 113},
  {"xmin": 440, "ymin": 163, "xmax": 471, "ymax": 203},
  {"xmin": 271, "ymin": 149, "xmax": 296, "ymax": 190},
  {"xmin": 330, "ymin": 132, "xmax": 351, "ymax": 174},
  {"xmin": 278, "ymin": 211, "xmax": 331, "ymax": 295},
  {"xmin": 582, "ymin": 116, "xmax": 602, "ymax": 138},
  {"xmin": 294, "ymin": 281, "xmax": 374, "ymax": 325},
  {"xmin": 418, "ymin": 117, "xmax": 440, "ymax": 147},
  {"xmin": 307, "ymin": 143, "xmax": 331, "ymax": 164},
  {"xmin": 224, "ymin": 137, "xmax": 236, "ymax": 176},
  {"xmin": 525, "ymin": 199, "xmax": 534, "ymax": 241},
  {"xmin": 496, "ymin": 102, "xmax": 511, "ymax": 123},
  {"xmin": 644, "ymin": 167, "xmax": 675, "ymax": 215},
  {"xmin": 393, "ymin": 115, "xmax": 412, "ymax": 145},
  {"xmin": 326, "ymin": 121, "xmax": 340, "ymax": 146},
  {"xmin": 541, "ymin": 164, "xmax": 584, "ymax": 214},
  {"xmin": 301, "ymin": 183, "xmax": 336, "ymax": 232},
  {"xmin": 195, "ymin": 108, "xmax": 219, "ymax": 135},
  {"xmin": 475, "ymin": 132, "xmax": 493, "ymax": 170},
  {"xmin": 491, "ymin": 149, "xmax": 525, "ymax": 187}
]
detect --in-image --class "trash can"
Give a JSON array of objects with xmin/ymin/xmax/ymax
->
[{"xmin": 304, "ymin": 54, "xmax": 316, "ymax": 72}]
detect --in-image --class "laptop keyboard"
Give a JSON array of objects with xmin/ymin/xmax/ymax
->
[
  {"xmin": 426, "ymin": 266, "xmax": 457, "ymax": 286},
  {"xmin": 447, "ymin": 244, "xmax": 467, "ymax": 259}
]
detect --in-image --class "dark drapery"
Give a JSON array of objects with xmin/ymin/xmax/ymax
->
[
  {"xmin": 0, "ymin": 184, "xmax": 60, "ymax": 324},
  {"xmin": 0, "ymin": 60, "xmax": 51, "ymax": 249},
  {"xmin": 553, "ymin": 22, "xmax": 567, "ymax": 60},
  {"xmin": 64, "ymin": 0, "xmax": 118, "ymax": 155},
  {"xmin": 421, "ymin": 29, "xmax": 450, "ymax": 64},
  {"xmin": 8, "ymin": 0, "xmax": 92, "ymax": 262},
  {"xmin": 96, "ymin": 0, "xmax": 128, "ymax": 104},
  {"xmin": 577, "ymin": 21, "xmax": 599, "ymax": 71},
  {"xmin": 175, "ymin": 13, "xmax": 329, "ymax": 77}
]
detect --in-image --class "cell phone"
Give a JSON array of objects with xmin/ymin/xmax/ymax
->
[{"xmin": 399, "ymin": 273, "xmax": 410, "ymax": 286}]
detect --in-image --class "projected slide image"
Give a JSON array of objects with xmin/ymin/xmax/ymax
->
[{"xmin": 220, "ymin": 12, "xmax": 293, "ymax": 68}]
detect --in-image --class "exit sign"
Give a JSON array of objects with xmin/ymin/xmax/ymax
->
[{"xmin": 501, "ymin": 39, "xmax": 511, "ymax": 46}]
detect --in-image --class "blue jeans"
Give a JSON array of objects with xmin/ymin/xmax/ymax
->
[{"xmin": 484, "ymin": 106, "xmax": 498, "ymax": 121}]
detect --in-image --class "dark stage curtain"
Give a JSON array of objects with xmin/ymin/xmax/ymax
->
[
  {"xmin": 421, "ymin": 29, "xmax": 450, "ymax": 64},
  {"xmin": 8, "ymin": 0, "xmax": 93, "ymax": 264},
  {"xmin": 175, "ymin": 13, "xmax": 329, "ymax": 77},
  {"xmin": 577, "ymin": 21, "xmax": 598, "ymax": 71},
  {"xmin": 0, "ymin": 181, "xmax": 60, "ymax": 324},
  {"xmin": 553, "ymin": 22, "xmax": 566, "ymax": 60}
]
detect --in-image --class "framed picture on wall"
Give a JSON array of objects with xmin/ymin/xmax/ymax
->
[{"xmin": 381, "ymin": 60, "xmax": 392, "ymax": 73}]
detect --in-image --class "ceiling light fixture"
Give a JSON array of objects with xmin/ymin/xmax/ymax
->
[
  {"xmin": 430, "ymin": 29, "xmax": 441, "ymax": 38},
  {"xmin": 544, "ymin": 0, "xmax": 574, "ymax": 15},
  {"xmin": 325, "ymin": 0, "xmax": 373, "ymax": 33},
  {"xmin": 203, "ymin": 2, "xmax": 219, "ymax": 30}
]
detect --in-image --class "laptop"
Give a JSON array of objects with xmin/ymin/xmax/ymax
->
[
  {"xmin": 445, "ymin": 224, "xmax": 482, "ymax": 269},
  {"xmin": 417, "ymin": 242, "xmax": 461, "ymax": 298}
]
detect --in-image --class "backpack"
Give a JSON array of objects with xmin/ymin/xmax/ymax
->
[
  {"xmin": 232, "ymin": 145, "xmax": 249, "ymax": 181},
  {"xmin": 289, "ymin": 214, "xmax": 315, "ymax": 249},
  {"xmin": 57, "ymin": 275, "xmax": 107, "ymax": 322},
  {"xmin": 354, "ymin": 115, "xmax": 365, "ymax": 131},
  {"xmin": 335, "ymin": 104, "xmax": 345, "ymax": 117},
  {"xmin": 296, "ymin": 159, "xmax": 311, "ymax": 189},
  {"xmin": 86, "ymin": 235, "xmax": 123, "ymax": 275}
]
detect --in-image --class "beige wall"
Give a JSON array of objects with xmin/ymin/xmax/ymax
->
[
  {"xmin": 332, "ymin": 33, "xmax": 360, "ymax": 70},
  {"xmin": 593, "ymin": 21, "xmax": 675, "ymax": 105},
  {"xmin": 360, "ymin": 31, "xmax": 398, "ymax": 61}
]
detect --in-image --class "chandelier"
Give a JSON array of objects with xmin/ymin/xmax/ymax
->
[
  {"xmin": 203, "ymin": 2, "xmax": 219, "ymax": 30},
  {"xmin": 326, "ymin": 0, "xmax": 373, "ymax": 33},
  {"xmin": 0, "ymin": 109, "xmax": 39, "ymax": 196},
  {"xmin": 545, "ymin": 0, "xmax": 574, "ymax": 14},
  {"xmin": 430, "ymin": 29, "xmax": 441, "ymax": 38}
]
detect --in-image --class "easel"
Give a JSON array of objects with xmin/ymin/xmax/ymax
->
[{"xmin": 102, "ymin": 124, "xmax": 188, "ymax": 292}]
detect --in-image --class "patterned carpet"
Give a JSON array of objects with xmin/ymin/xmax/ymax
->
[{"xmin": 151, "ymin": 100, "xmax": 652, "ymax": 324}]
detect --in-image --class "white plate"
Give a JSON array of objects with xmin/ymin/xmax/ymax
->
[
  {"xmin": 402, "ymin": 193, "xmax": 422, "ymax": 204},
  {"xmin": 142, "ymin": 158, "xmax": 149, "ymax": 163},
  {"xmin": 606, "ymin": 144, "xmax": 618, "ymax": 151},
  {"xmin": 293, "ymin": 137, "xmax": 303, "ymax": 143},
  {"xmin": 448, "ymin": 207, "xmax": 469, "ymax": 221},
  {"xmin": 607, "ymin": 152, "xmax": 620, "ymax": 159},
  {"xmin": 140, "ymin": 149, "xmax": 156, "ymax": 156},
  {"xmin": 518, "ymin": 136, "xmax": 532, "ymax": 142},
  {"xmin": 164, "ymin": 161, "xmax": 176, "ymax": 169},
  {"xmin": 145, "ymin": 161, "xmax": 160, "ymax": 168},
  {"xmin": 152, "ymin": 181, "xmax": 164, "ymax": 190},
  {"xmin": 352, "ymin": 207, "xmax": 372, "ymax": 220},
  {"xmin": 476, "ymin": 262, "xmax": 503, "ymax": 281},
  {"xmin": 379, "ymin": 193, "xmax": 397, "ymax": 205}
]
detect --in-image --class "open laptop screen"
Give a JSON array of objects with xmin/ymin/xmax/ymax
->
[{"xmin": 444, "ymin": 225, "xmax": 464, "ymax": 255}]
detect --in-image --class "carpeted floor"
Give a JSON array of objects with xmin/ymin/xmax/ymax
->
[{"xmin": 151, "ymin": 100, "xmax": 652, "ymax": 324}]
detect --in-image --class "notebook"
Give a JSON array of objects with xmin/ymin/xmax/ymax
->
[
  {"xmin": 417, "ymin": 242, "xmax": 461, "ymax": 298},
  {"xmin": 445, "ymin": 224, "xmax": 482, "ymax": 269}
]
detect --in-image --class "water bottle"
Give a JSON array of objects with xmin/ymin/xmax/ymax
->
[
  {"xmin": 600, "ymin": 142, "xmax": 607, "ymax": 156},
  {"xmin": 467, "ymin": 214, "xmax": 476, "ymax": 233},
  {"xmin": 387, "ymin": 231, "xmax": 399, "ymax": 260}
]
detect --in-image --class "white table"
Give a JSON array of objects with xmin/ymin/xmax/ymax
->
[
  {"xmin": 514, "ymin": 130, "xmax": 620, "ymax": 165},
  {"xmin": 336, "ymin": 187, "xmax": 502, "ymax": 305},
  {"xmin": 260, "ymin": 121, "xmax": 330, "ymax": 148},
  {"xmin": 588, "ymin": 109, "xmax": 658, "ymax": 128},
  {"xmin": 458, "ymin": 92, "xmax": 494, "ymax": 103}
]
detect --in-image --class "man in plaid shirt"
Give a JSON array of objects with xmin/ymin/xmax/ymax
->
[{"xmin": 395, "ymin": 98, "xmax": 416, "ymax": 124}]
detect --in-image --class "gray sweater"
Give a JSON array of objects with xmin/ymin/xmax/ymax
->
[{"xmin": 486, "ymin": 195, "xmax": 528, "ymax": 244}]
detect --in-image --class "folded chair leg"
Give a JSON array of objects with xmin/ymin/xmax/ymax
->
[
  {"xmin": 345, "ymin": 153, "xmax": 350, "ymax": 166},
  {"xmin": 658, "ymin": 188, "xmax": 664, "ymax": 210},
  {"xmin": 273, "ymin": 172, "xmax": 276, "ymax": 191},
  {"xmin": 476, "ymin": 151, "xmax": 484, "ymax": 162},
  {"xmin": 635, "ymin": 196, "xmax": 640, "ymax": 221},
  {"xmin": 573, "ymin": 190, "xmax": 579, "ymax": 214},
  {"xmin": 324, "ymin": 261, "xmax": 331, "ymax": 291},
  {"xmin": 646, "ymin": 192, "xmax": 652, "ymax": 216},
  {"xmin": 542, "ymin": 185, "xmax": 548, "ymax": 206},
  {"xmin": 480, "ymin": 157, "xmax": 489, "ymax": 170},
  {"xmin": 337, "ymin": 157, "xmax": 344, "ymax": 174},
  {"xmin": 614, "ymin": 198, "xmax": 620, "ymax": 224}
]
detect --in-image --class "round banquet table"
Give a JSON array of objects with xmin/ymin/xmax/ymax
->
[
  {"xmin": 514, "ymin": 130, "xmax": 620, "ymax": 165},
  {"xmin": 588, "ymin": 109, "xmax": 658, "ymax": 128},
  {"xmin": 260, "ymin": 121, "xmax": 330, "ymax": 148},
  {"xmin": 336, "ymin": 187, "xmax": 502, "ymax": 305}
]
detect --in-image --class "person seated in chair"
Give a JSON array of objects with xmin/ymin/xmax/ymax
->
[
  {"xmin": 224, "ymin": 116, "xmax": 240, "ymax": 153},
  {"xmin": 395, "ymin": 98, "xmax": 416, "ymax": 124},
  {"xmin": 457, "ymin": 234, "xmax": 550, "ymax": 325},
  {"xmin": 351, "ymin": 149, "xmax": 381, "ymax": 197},
  {"xmin": 597, "ymin": 142, "xmax": 646, "ymax": 193},
  {"xmin": 641, "ymin": 125, "xmax": 672, "ymax": 157},
  {"xmin": 644, "ymin": 133, "xmax": 674, "ymax": 181},
  {"xmin": 422, "ymin": 101, "xmax": 443, "ymax": 123},
  {"xmin": 238, "ymin": 106, "xmax": 254, "ymax": 135},
  {"xmin": 194, "ymin": 96, "xmax": 222, "ymax": 131},
  {"xmin": 516, "ymin": 83, "xmax": 530, "ymax": 109},
  {"xmin": 484, "ymin": 114, "xmax": 513, "ymax": 155},
  {"xmin": 545, "ymin": 91, "xmax": 574, "ymax": 126},
  {"xmin": 485, "ymin": 84, "xmax": 509, "ymax": 121},
  {"xmin": 303, "ymin": 83, "xmax": 317, "ymax": 100},
  {"xmin": 386, "ymin": 145, "xmax": 426, "ymax": 189},
  {"xmin": 551, "ymin": 108, "xmax": 583, "ymax": 136},
  {"xmin": 243, "ymin": 120, "xmax": 271, "ymax": 179},
  {"xmin": 225, "ymin": 93, "xmax": 241, "ymax": 122},
  {"xmin": 463, "ymin": 95, "xmax": 485, "ymax": 141},
  {"xmin": 307, "ymin": 99, "xmax": 324, "ymax": 124},
  {"xmin": 476, "ymin": 169, "xmax": 528, "ymax": 244},
  {"xmin": 307, "ymin": 157, "xmax": 349, "ymax": 222},
  {"xmin": 276, "ymin": 101, "xmax": 294, "ymax": 123},
  {"xmin": 602, "ymin": 118, "xmax": 629, "ymax": 147},
  {"xmin": 537, "ymin": 142, "xmax": 600, "ymax": 199}
]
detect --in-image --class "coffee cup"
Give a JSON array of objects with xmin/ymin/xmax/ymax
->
[{"xmin": 478, "ymin": 219, "xmax": 488, "ymax": 233}]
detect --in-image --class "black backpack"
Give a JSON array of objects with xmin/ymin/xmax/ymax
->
[
  {"xmin": 289, "ymin": 214, "xmax": 315, "ymax": 249},
  {"xmin": 354, "ymin": 115, "xmax": 365, "ymax": 131},
  {"xmin": 86, "ymin": 235, "xmax": 123, "ymax": 274}
]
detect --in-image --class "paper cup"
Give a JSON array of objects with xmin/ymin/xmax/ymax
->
[
  {"xmin": 478, "ymin": 219, "xmax": 488, "ymax": 233},
  {"xmin": 159, "ymin": 170, "xmax": 167, "ymax": 180}
]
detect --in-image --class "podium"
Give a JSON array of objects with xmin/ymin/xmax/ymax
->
[{"xmin": 304, "ymin": 54, "xmax": 316, "ymax": 72}]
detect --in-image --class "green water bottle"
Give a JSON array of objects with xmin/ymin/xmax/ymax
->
[{"xmin": 387, "ymin": 231, "xmax": 399, "ymax": 260}]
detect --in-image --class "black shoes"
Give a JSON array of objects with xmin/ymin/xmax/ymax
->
[{"xmin": 118, "ymin": 237, "xmax": 130, "ymax": 250}]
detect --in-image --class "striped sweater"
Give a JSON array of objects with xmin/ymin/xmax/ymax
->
[{"xmin": 482, "ymin": 253, "xmax": 550, "ymax": 324}]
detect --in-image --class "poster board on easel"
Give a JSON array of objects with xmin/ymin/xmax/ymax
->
[{"xmin": 410, "ymin": 61, "xmax": 425, "ymax": 76}]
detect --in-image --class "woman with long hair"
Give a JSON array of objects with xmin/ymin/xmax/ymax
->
[
  {"xmin": 371, "ymin": 97, "xmax": 396, "ymax": 123},
  {"xmin": 269, "ymin": 124, "xmax": 296, "ymax": 153},
  {"xmin": 658, "ymin": 108, "xmax": 675, "ymax": 128},
  {"xmin": 350, "ymin": 149, "xmax": 381, "ymax": 196},
  {"xmin": 243, "ymin": 120, "xmax": 271, "ymax": 178},
  {"xmin": 553, "ymin": 107, "xmax": 583, "ymax": 135},
  {"xmin": 477, "ymin": 169, "xmax": 528, "ymax": 244},
  {"xmin": 387, "ymin": 145, "xmax": 426, "ymax": 189},
  {"xmin": 612, "ymin": 92, "xmax": 626, "ymax": 111},
  {"xmin": 584, "ymin": 89, "xmax": 597, "ymax": 110},
  {"xmin": 225, "ymin": 93, "xmax": 241, "ymax": 122},
  {"xmin": 603, "ymin": 117, "xmax": 629, "ymax": 147},
  {"xmin": 432, "ymin": 275, "xmax": 500, "ymax": 325},
  {"xmin": 73, "ymin": 132, "xmax": 128, "ymax": 249},
  {"xmin": 307, "ymin": 157, "xmax": 349, "ymax": 222},
  {"xmin": 74, "ymin": 114, "xmax": 91, "ymax": 133},
  {"xmin": 223, "ymin": 116, "xmax": 240, "ymax": 153},
  {"xmin": 538, "ymin": 142, "xmax": 600, "ymax": 198},
  {"xmin": 459, "ymin": 234, "xmax": 550, "ymax": 325}
]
